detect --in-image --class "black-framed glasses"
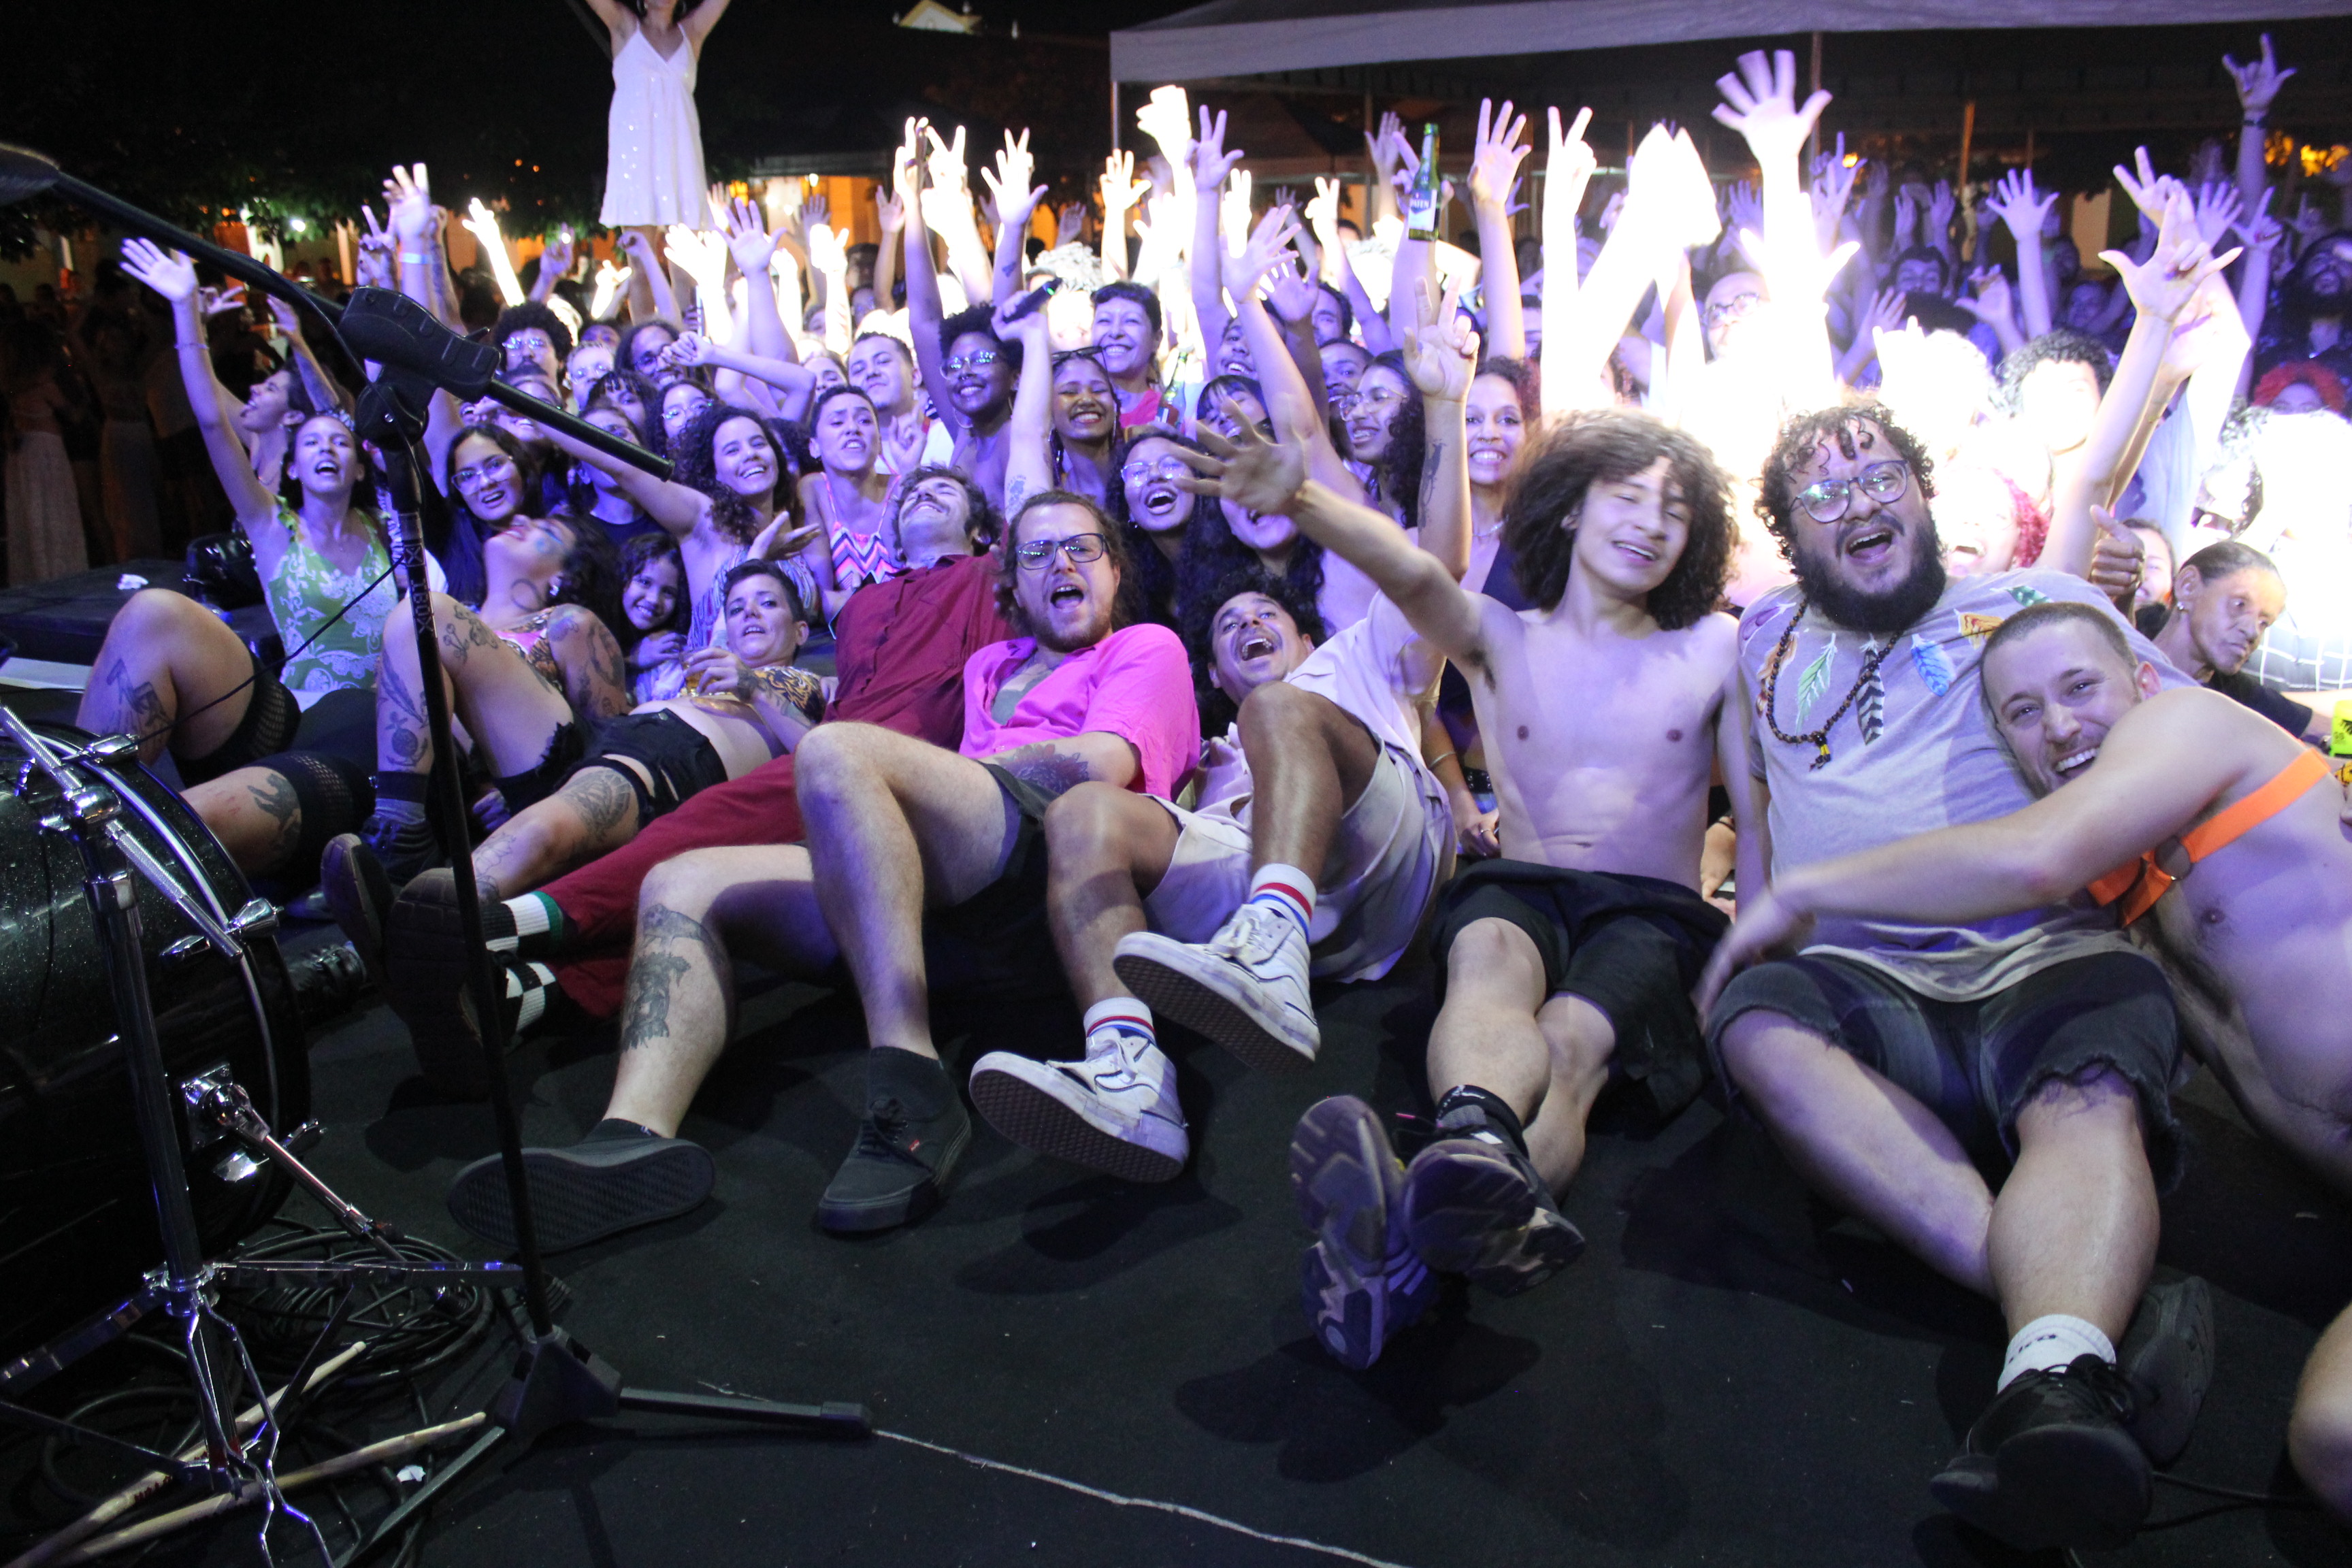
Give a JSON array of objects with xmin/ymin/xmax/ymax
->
[
  {"xmin": 1052, "ymin": 346, "xmax": 1105, "ymax": 368},
  {"xmin": 1703, "ymin": 291, "xmax": 1764, "ymax": 327},
  {"xmin": 1015, "ymin": 532, "xmax": 1109, "ymax": 570},
  {"xmin": 1796, "ymin": 460, "xmax": 1909, "ymax": 523},
  {"xmin": 943, "ymin": 350, "xmax": 1001, "ymax": 374}
]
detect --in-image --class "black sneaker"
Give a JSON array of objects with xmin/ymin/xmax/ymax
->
[
  {"xmin": 359, "ymin": 810, "xmax": 442, "ymax": 887},
  {"xmin": 445, "ymin": 1134, "xmax": 715, "ymax": 1254},
  {"xmin": 815, "ymin": 1092, "xmax": 973, "ymax": 1235},
  {"xmin": 1401, "ymin": 1136, "xmax": 1584, "ymax": 1296},
  {"xmin": 1929, "ymin": 1354, "xmax": 2152, "ymax": 1552},
  {"xmin": 320, "ymin": 834, "xmax": 395, "ymax": 991},
  {"xmin": 2118, "ymin": 1273, "xmax": 2215, "ymax": 1467},
  {"xmin": 385, "ymin": 870, "xmax": 521, "ymax": 1100}
]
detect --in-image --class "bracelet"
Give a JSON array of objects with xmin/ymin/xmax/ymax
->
[
  {"xmin": 1426, "ymin": 749, "xmax": 1457, "ymax": 770},
  {"xmin": 174, "ymin": 341, "xmax": 207, "ymax": 352},
  {"xmin": 2244, "ymin": 114, "xmax": 2266, "ymax": 126}
]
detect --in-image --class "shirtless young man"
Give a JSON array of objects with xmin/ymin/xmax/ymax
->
[
  {"xmin": 438, "ymin": 494, "xmax": 1197, "ymax": 1252},
  {"xmin": 1177, "ymin": 405, "xmax": 1761, "ymax": 1368},
  {"xmin": 1704, "ymin": 405, "xmax": 2213, "ymax": 1552},
  {"xmin": 1693, "ymin": 600, "xmax": 2352, "ymax": 1522}
]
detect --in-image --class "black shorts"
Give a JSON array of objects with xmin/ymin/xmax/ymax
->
[
  {"xmin": 495, "ymin": 719, "xmax": 595, "ymax": 817},
  {"xmin": 1706, "ymin": 949, "xmax": 2183, "ymax": 1188},
  {"xmin": 918, "ymin": 763, "xmax": 1066, "ymax": 1002},
  {"xmin": 178, "ymin": 649, "xmax": 300, "ymax": 787},
  {"xmin": 561, "ymin": 710, "xmax": 730, "ymax": 826},
  {"xmin": 1428, "ymin": 860, "xmax": 1729, "ymax": 1119}
]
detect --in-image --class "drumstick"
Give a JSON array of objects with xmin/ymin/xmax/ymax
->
[
  {"xmin": 5, "ymin": 1341, "xmax": 368, "ymax": 1568},
  {"xmin": 52, "ymin": 1414, "xmax": 490, "ymax": 1565}
]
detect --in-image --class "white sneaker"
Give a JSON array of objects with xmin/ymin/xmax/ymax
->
[
  {"xmin": 1112, "ymin": 904, "xmax": 1319, "ymax": 1074},
  {"xmin": 968, "ymin": 1030, "xmax": 1190, "ymax": 1183}
]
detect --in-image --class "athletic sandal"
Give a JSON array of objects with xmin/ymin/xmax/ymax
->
[
  {"xmin": 1111, "ymin": 905, "xmax": 1318, "ymax": 1075},
  {"xmin": 2117, "ymin": 1273, "xmax": 2215, "ymax": 1467},
  {"xmin": 1401, "ymin": 1136, "xmax": 1585, "ymax": 1296},
  {"xmin": 384, "ymin": 870, "xmax": 522, "ymax": 1100},
  {"xmin": 1290, "ymin": 1096, "xmax": 1435, "ymax": 1370},
  {"xmin": 1929, "ymin": 1354, "xmax": 2151, "ymax": 1552},
  {"xmin": 968, "ymin": 1032, "xmax": 1188, "ymax": 1183},
  {"xmin": 816, "ymin": 1079, "xmax": 973, "ymax": 1235},
  {"xmin": 319, "ymin": 834, "xmax": 394, "ymax": 992},
  {"xmin": 444, "ymin": 1132, "xmax": 716, "ymax": 1254}
]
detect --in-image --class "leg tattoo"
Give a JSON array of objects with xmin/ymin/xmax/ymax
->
[{"xmin": 619, "ymin": 902, "xmax": 723, "ymax": 1054}]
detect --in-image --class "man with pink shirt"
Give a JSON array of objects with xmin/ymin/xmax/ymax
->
[{"xmin": 443, "ymin": 491, "xmax": 1198, "ymax": 1250}]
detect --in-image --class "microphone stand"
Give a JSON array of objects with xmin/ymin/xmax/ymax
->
[{"xmin": 2, "ymin": 144, "xmax": 870, "ymax": 1564}]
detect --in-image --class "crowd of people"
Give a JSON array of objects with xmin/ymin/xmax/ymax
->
[{"xmin": 17, "ymin": 8, "xmax": 2352, "ymax": 1549}]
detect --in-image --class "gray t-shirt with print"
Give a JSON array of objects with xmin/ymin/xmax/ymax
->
[{"xmin": 1740, "ymin": 568, "xmax": 2183, "ymax": 1000}]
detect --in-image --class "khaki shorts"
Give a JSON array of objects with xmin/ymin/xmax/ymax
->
[{"xmin": 1142, "ymin": 737, "xmax": 1453, "ymax": 983}]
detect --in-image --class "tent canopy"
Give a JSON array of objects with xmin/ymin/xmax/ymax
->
[{"xmin": 1111, "ymin": 0, "xmax": 2352, "ymax": 83}]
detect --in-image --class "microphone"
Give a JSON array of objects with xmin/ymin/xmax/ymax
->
[{"xmin": 0, "ymin": 142, "xmax": 61, "ymax": 206}]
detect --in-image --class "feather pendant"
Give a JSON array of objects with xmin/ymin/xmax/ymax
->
[
  {"xmin": 1858, "ymin": 644, "xmax": 1886, "ymax": 744},
  {"xmin": 1910, "ymin": 635, "xmax": 1954, "ymax": 697},
  {"xmin": 1796, "ymin": 633, "xmax": 1836, "ymax": 721}
]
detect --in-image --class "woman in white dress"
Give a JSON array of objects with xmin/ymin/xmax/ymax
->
[{"xmin": 586, "ymin": 0, "xmax": 735, "ymax": 231}]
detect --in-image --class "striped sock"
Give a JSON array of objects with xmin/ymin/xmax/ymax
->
[
  {"xmin": 1246, "ymin": 864, "xmax": 1314, "ymax": 938},
  {"xmin": 504, "ymin": 961, "xmax": 557, "ymax": 1034},
  {"xmin": 500, "ymin": 892, "xmax": 566, "ymax": 959},
  {"xmin": 1084, "ymin": 996, "xmax": 1157, "ymax": 1050}
]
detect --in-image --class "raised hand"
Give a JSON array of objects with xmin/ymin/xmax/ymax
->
[
  {"xmin": 1927, "ymin": 180, "xmax": 1956, "ymax": 242},
  {"xmin": 2223, "ymin": 33, "xmax": 2296, "ymax": 119},
  {"xmin": 1810, "ymin": 144, "xmax": 1859, "ymax": 248},
  {"xmin": 2087, "ymin": 506, "xmax": 2146, "ymax": 604},
  {"xmin": 1544, "ymin": 106, "xmax": 1597, "ymax": 238},
  {"xmin": 807, "ymin": 223, "xmax": 848, "ymax": 278},
  {"xmin": 979, "ymin": 128, "xmax": 1047, "ymax": 228},
  {"xmin": 1134, "ymin": 84, "xmax": 1194, "ymax": 165},
  {"xmin": 1173, "ymin": 402, "xmax": 1309, "ymax": 519},
  {"xmin": 1467, "ymin": 97, "xmax": 1531, "ymax": 215},
  {"xmin": 264, "ymin": 292, "xmax": 307, "ymax": 340},
  {"xmin": 1711, "ymin": 48, "xmax": 1831, "ymax": 168},
  {"xmin": 1958, "ymin": 265, "xmax": 2016, "ymax": 329},
  {"xmin": 2110, "ymin": 146, "xmax": 2175, "ymax": 224},
  {"xmin": 118, "ymin": 238, "xmax": 197, "ymax": 303},
  {"xmin": 383, "ymin": 163, "xmax": 436, "ymax": 244},
  {"xmin": 1366, "ymin": 110, "xmax": 1405, "ymax": 191},
  {"xmin": 892, "ymin": 117, "xmax": 926, "ymax": 210},
  {"xmin": 1858, "ymin": 284, "xmax": 1909, "ymax": 339},
  {"xmin": 1188, "ymin": 105, "xmax": 1244, "ymax": 192},
  {"xmin": 1305, "ymin": 176, "xmax": 1343, "ymax": 246},
  {"xmin": 662, "ymin": 331, "xmax": 719, "ymax": 368},
  {"xmin": 540, "ymin": 227, "xmax": 576, "ymax": 282},
  {"xmin": 664, "ymin": 225, "xmax": 730, "ymax": 297},
  {"xmin": 2104, "ymin": 184, "xmax": 2240, "ymax": 327},
  {"xmin": 2190, "ymin": 180, "xmax": 2243, "ymax": 248},
  {"xmin": 1893, "ymin": 189, "xmax": 1918, "ymax": 246},
  {"xmin": 1984, "ymin": 167, "xmax": 2057, "ymax": 242},
  {"xmin": 1396, "ymin": 276, "xmax": 1479, "ymax": 401},
  {"xmin": 924, "ymin": 122, "xmax": 971, "ymax": 199},
  {"xmin": 1099, "ymin": 150, "xmax": 1149, "ymax": 218},
  {"xmin": 2290, "ymin": 193, "xmax": 2330, "ymax": 246},
  {"xmin": 723, "ymin": 195, "xmax": 780, "ymax": 275},
  {"xmin": 1053, "ymin": 201, "xmax": 1085, "ymax": 248},
  {"xmin": 1224, "ymin": 203, "xmax": 1304, "ymax": 300},
  {"xmin": 199, "ymin": 283, "xmax": 248, "ymax": 318},
  {"xmin": 590, "ymin": 259, "xmax": 633, "ymax": 320},
  {"xmin": 1221, "ymin": 168, "xmax": 1256, "ymax": 252},
  {"xmin": 1723, "ymin": 179, "xmax": 1762, "ymax": 242},
  {"xmin": 1263, "ymin": 252, "xmax": 1319, "ymax": 324},
  {"xmin": 2230, "ymin": 188, "xmax": 2283, "ymax": 255},
  {"xmin": 876, "ymin": 186, "xmax": 906, "ymax": 237}
]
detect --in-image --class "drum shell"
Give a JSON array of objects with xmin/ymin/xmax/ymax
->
[{"xmin": 0, "ymin": 737, "xmax": 306, "ymax": 1360}]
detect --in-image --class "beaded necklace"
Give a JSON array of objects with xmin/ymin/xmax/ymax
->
[{"xmin": 1758, "ymin": 604, "xmax": 1896, "ymax": 770}]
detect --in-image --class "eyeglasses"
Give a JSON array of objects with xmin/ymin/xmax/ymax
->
[
  {"xmin": 1120, "ymin": 457, "xmax": 1191, "ymax": 484},
  {"xmin": 452, "ymin": 456, "xmax": 516, "ymax": 488},
  {"xmin": 1795, "ymin": 459, "xmax": 1910, "ymax": 523},
  {"xmin": 943, "ymin": 350, "xmax": 1001, "ymax": 374},
  {"xmin": 1703, "ymin": 291, "xmax": 1764, "ymax": 327},
  {"xmin": 1051, "ymin": 347, "xmax": 1105, "ymax": 368},
  {"xmin": 1015, "ymin": 532, "xmax": 1109, "ymax": 570}
]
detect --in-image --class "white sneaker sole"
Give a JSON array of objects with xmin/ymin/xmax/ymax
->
[
  {"xmin": 1113, "ymin": 932, "xmax": 1318, "ymax": 1075},
  {"xmin": 968, "ymin": 1053, "xmax": 1188, "ymax": 1183}
]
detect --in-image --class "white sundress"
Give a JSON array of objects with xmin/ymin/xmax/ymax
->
[{"xmin": 600, "ymin": 27, "xmax": 708, "ymax": 229}]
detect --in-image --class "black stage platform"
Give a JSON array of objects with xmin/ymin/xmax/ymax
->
[{"xmin": 230, "ymin": 946, "xmax": 2351, "ymax": 1568}]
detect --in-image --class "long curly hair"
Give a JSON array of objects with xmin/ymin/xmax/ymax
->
[
  {"xmin": 1173, "ymin": 493, "xmax": 1325, "ymax": 636},
  {"xmin": 277, "ymin": 410, "xmax": 384, "ymax": 518},
  {"xmin": 1504, "ymin": 409, "xmax": 1734, "ymax": 630},
  {"xmin": 617, "ymin": 532, "xmax": 688, "ymax": 651},
  {"xmin": 544, "ymin": 514, "xmax": 625, "ymax": 642},
  {"xmin": 1181, "ymin": 563, "xmax": 1328, "ymax": 736},
  {"xmin": 1364, "ymin": 351, "xmax": 1428, "ymax": 529},
  {"xmin": 669, "ymin": 402, "xmax": 786, "ymax": 546},
  {"xmin": 1754, "ymin": 402, "xmax": 1940, "ymax": 566}
]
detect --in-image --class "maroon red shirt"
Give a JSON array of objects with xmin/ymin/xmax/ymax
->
[{"xmin": 830, "ymin": 551, "xmax": 1017, "ymax": 745}]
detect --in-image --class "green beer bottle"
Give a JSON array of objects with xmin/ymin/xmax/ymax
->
[{"xmin": 1404, "ymin": 123, "xmax": 1443, "ymax": 242}]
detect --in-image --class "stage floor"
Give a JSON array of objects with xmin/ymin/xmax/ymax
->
[{"xmin": 255, "ymin": 943, "xmax": 2352, "ymax": 1568}]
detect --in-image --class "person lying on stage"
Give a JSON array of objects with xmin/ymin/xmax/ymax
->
[
  {"xmin": 1693, "ymin": 598, "xmax": 2352, "ymax": 1520},
  {"xmin": 433, "ymin": 492, "xmax": 1197, "ymax": 1252},
  {"xmin": 957, "ymin": 278, "xmax": 1478, "ymax": 1190},
  {"xmin": 367, "ymin": 470, "xmax": 1009, "ymax": 1099},
  {"xmin": 324, "ymin": 512, "xmax": 628, "ymax": 886},
  {"xmin": 1176, "ymin": 395, "xmax": 1760, "ymax": 1369},
  {"xmin": 328, "ymin": 558, "xmax": 824, "ymax": 1092}
]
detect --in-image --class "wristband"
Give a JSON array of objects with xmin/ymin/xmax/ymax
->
[
  {"xmin": 399, "ymin": 251, "xmax": 431, "ymax": 265},
  {"xmin": 2244, "ymin": 114, "xmax": 2266, "ymax": 126}
]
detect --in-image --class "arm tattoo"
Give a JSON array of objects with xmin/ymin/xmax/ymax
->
[
  {"xmin": 619, "ymin": 900, "xmax": 725, "ymax": 1054},
  {"xmin": 991, "ymin": 744, "xmax": 1097, "ymax": 800},
  {"xmin": 1418, "ymin": 438, "xmax": 1443, "ymax": 528}
]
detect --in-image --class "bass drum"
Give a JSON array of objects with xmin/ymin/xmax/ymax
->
[{"xmin": 0, "ymin": 723, "xmax": 306, "ymax": 1361}]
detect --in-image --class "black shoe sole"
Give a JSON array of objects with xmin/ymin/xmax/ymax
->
[
  {"xmin": 1932, "ymin": 1421, "xmax": 2151, "ymax": 1552},
  {"xmin": 967, "ymin": 1063, "xmax": 1184, "ymax": 1184},
  {"xmin": 2120, "ymin": 1274, "xmax": 2215, "ymax": 1466},
  {"xmin": 1403, "ymin": 1139, "xmax": 1584, "ymax": 1296},
  {"xmin": 445, "ymin": 1140, "xmax": 715, "ymax": 1254},
  {"xmin": 385, "ymin": 870, "xmax": 493, "ymax": 1100},
  {"xmin": 1110, "ymin": 947, "xmax": 1317, "ymax": 1077},
  {"xmin": 815, "ymin": 1114, "xmax": 973, "ymax": 1235},
  {"xmin": 319, "ymin": 834, "xmax": 393, "ymax": 994}
]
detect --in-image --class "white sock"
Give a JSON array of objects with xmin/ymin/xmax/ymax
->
[
  {"xmin": 1245, "ymin": 864, "xmax": 1315, "ymax": 938},
  {"xmin": 1083, "ymin": 997, "xmax": 1156, "ymax": 1050},
  {"xmin": 508, "ymin": 894, "xmax": 554, "ymax": 939},
  {"xmin": 506, "ymin": 961, "xmax": 556, "ymax": 1032},
  {"xmin": 1997, "ymin": 1313, "xmax": 2117, "ymax": 1392}
]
